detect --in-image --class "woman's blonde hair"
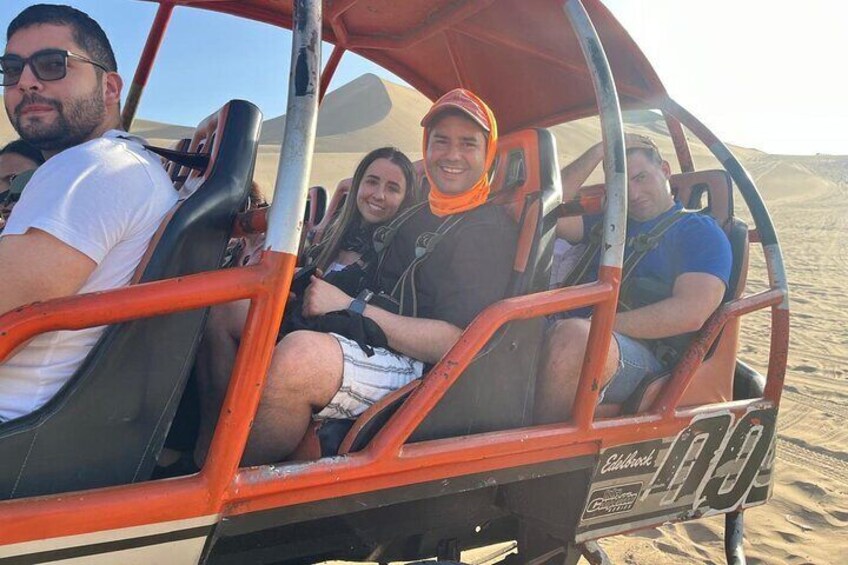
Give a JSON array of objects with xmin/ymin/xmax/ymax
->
[{"xmin": 307, "ymin": 147, "xmax": 418, "ymax": 270}]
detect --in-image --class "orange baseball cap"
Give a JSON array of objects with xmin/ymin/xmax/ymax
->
[{"xmin": 420, "ymin": 88, "xmax": 492, "ymax": 132}]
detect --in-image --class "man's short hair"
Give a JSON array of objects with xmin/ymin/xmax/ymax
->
[
  {"xmin": 7, "ymin": 4, "xmax": 117, "ymax": 73},
  {"xmin": 0, "ymin": 139, "xmax": 45, "ymax": 166},
  {"xmin": 625, "ymin": 134, "xmax": 663, "ymax": 166}
]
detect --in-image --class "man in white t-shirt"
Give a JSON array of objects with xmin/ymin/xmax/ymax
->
[{"xmin": 0, "ymin": 5, "xmax": 177, "ymax": 422}]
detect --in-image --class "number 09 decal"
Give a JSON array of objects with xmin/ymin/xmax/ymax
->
[{"xmin": 576, "ymin": 406, "xmax": 777, "ymax": 542}]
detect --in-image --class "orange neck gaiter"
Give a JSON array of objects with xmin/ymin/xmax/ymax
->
[{"xmin": 424, "ymin": 93, "xmax": 498, "ymax": 217}]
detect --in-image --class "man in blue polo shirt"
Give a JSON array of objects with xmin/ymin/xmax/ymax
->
[{"xmin": 535, "ymin": 134, "xmax": 732, "ymax": 423}]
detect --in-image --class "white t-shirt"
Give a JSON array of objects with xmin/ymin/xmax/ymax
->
[{"xmin": 0, "ymin": 130, "xmax": 177, "ymax": 421}]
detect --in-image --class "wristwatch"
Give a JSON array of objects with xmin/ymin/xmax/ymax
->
[{"xmin": 348, "ymin": 289, "xmax": 374, "ymax": 315}]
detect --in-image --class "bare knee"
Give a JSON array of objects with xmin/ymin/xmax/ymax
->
[
  {"xmin": 266, "ymin": 331, "xmax": 343, "ymax": 407},
  {"xmin": 549, "ymin": 317, "xmax": 591, "ymax": 344},
  {"xmin": 207, "ymin": 300, "xmax": 250, "ymax": 342}
]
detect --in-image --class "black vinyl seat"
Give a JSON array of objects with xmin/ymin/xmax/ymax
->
[{"xmin": 0, "ymin": 100, "xmax": 262, "ymax": 499}]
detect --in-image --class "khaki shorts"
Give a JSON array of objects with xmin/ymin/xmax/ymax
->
[{"xmin": 314, "ymin": 333, "xmax": 424, "ymax": 420}]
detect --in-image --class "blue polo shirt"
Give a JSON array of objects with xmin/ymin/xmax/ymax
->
[{"xmin": 583, "ymin": 202, "xmax": 732, "ymax": 295}]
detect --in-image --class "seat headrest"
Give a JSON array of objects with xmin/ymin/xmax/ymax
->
[
  {"xmin": 670, "ymin": 169, "xmax": 734, "ymax": 232},
  {"xmin": 177, "ymin": 104, "xmax": 238, "ymax": 199},
  {"xmin": 489, "ymin": 129, "xmax": 552, "ymax": 223}
]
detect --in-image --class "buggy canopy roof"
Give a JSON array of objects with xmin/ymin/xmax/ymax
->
[{"xmin": 140, "ymin": 0, "xmax": 668, "ymax": 133}]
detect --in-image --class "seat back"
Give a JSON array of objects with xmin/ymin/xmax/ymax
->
[
  {"xmin": 299, "ymin": 185, "xmax": 328, "ymax": 252},
  {"xmin": 595, "ymin": 169, "xmax": 748, "ymax": 418},
  {"xmin": 164, "ymin": 137, "xmax": 191, "ymax": 184},
  {"xmin": 306, "ymin": 185, "xmax": 328, "ymax": 228},
  {"xmin": 309, "ymin": 178, "xmax": 350, "ymax": 246},
  {"xmin": 670, "ymin": 170, "xmax": 747, "ymax": 406},
  {"xmin": 0, "ymin": 100, "xmax": 262, "ymax": 499}
]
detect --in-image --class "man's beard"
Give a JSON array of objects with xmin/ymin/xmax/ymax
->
[{"xmin": 11, "ymin": 85, "xmax": 106, "ymax": 152}]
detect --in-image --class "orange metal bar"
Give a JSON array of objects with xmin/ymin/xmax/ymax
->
[
  {"xmin": 571, "ymin": 265, "xmax": 621, "ymax": 429},
  {"xmin": 203, "ymin": 252, "xmax": 296, "ymax": 499},
  {"xmin": 225, "ymin": 396, "xmax": 771, "ymax": 515},
  {"xmin": 122, "ymin": 2, "xmax": 173, "ymax": 130},
  {"xmin": 656, "ymin": 289, "xmax": 784, "ymax": 418},
  {"xmin": 0, "ymin": 475, "xmax": 214, "ymax": 545},
  {"xmin": 664, "ymin": 111, "xmax": 694, "ymax": 173},
  {"xmin": 319, "ymin": 45, "xmax": 345, "ymax": 103},
  {"xmin": 370, "ymin": 280, "xmax": 615, "ymax": 457},
  {"xmin": 0, "ymin": 265, "xmax": 271, "ymax": 362},
  {"xmin": 763, "ymin": 306, "xmax": 789, "ymax": 403},
  {"xmin": 0, "ymin": 252, "xmax": 296, "ymax": 544}
]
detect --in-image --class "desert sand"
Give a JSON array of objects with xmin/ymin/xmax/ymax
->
[{"xmin": 1, "ymin": 74, "xmax": 845, "ymax": 564}]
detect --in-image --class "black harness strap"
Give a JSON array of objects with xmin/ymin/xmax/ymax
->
[
  {"xmin": 558, "ymin": 208, "xmax": 693, "ymax": 366},
  {"xmin": 143, "ymin": 144, "xmax": 210, "ymax": 171},
  {"xmin": 392, "ymin": 212, "xmax": 467, "ymax": 318},
  {"xmin": 617, "ymin": 209, "xmax": 690, "ymax": 310},
  {"xmin": 559, "ymin": 208, "xmax": 690, "ymax": 293},
  {"xmin": 372, "ymin": 199, "xmax": 501, "ymax": 318}
]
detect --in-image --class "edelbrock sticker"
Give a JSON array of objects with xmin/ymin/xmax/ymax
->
[{"xmin": 575, "ymin": 406, "xmax": 778, "ymax": 542}]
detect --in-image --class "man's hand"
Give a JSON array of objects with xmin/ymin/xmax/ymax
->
[
  {"xmin": 0, "ymin": 229, "xmax": 96, "ymax": 316},
  {"xmin": 301, "ymin": 275, "xmax": 352, "ymax": 318}
]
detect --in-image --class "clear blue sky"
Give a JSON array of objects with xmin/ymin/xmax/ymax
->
[{"xmin": 2, "ymin": 1, "xmax": 845, "ymax": 155}]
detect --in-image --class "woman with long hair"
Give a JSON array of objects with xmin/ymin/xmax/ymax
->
[
  {"xmin": 181, "ymin": 147, "xmax": 418, "ymax": 474},
  {"xmin": 302, "ymin": 146, "xmax": 417, "ymax": 276}
]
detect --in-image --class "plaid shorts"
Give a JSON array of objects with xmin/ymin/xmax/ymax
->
[{"xmin": 315, "ymin": 333, "xmax": 424, "ymax": 420}]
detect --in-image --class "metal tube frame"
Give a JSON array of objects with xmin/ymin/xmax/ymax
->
[
  {"xmin": 264, "ymin": 0, "xmax": 322, "ymax": 255},
  {"xmin": 121, "ymin": 2, "xmax": 173, "ymax": 131},
  {"xmin": 657, "ymin": 96, "xmax": 789, "ymax": 405},
  {"xmin": 319, "ymin": 44, "xmax": 345, "ymax": 103},
  {"xmin": 562, "ymin": 0, "xmax": 627, "ymax": 429}
]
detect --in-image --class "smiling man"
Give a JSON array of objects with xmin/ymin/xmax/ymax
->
[
  {"xmin": 211, "ymin": 89, "xmax": 518, "ymax": 465},
  {"xmin": 0, "ymin": 5, "xmax": 176, "ymax": 423},
  {"xmin": 534, "ymin": 134, "xmax": 732, "ymax": 423}
]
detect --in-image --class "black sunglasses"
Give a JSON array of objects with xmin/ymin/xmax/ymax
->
[{"xmin": 0, "ymin": 49, "xmax": 110, "ymax": 87}]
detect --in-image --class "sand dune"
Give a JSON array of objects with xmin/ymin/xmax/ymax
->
[
  {"xmin": 128, "ymin": 117, "xmax": 194, "ymax": 142},
  {"xmin": 1, "ymin": 78, "xmax": 846, "ymax": 564}
]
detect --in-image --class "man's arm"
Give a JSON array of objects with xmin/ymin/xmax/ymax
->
[
  {"xmin": 301, "ymin": 276, "xmax": 461, "ymax": 364},
  {"xmin": 613, "ymin": 272, "xmax": 726, "ymax": 340},
  {"xmin": 0, "ymin": 230, "xmax": 96, "ymax": 316},
  {"xmin": 361, "ymin": 304, "xmax": 461, "ymax": 365},
  {"xmin": 556, "ymin": 143, "xmax": 603, "ymax": 242}
]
